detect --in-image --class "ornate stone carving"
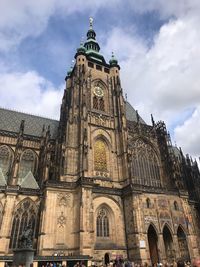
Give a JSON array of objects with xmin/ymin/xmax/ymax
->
[
  {"xmin": 57, "ymin": 212, "xmax": 66, "ymax": 227},
  {"xmin": 158, "ymin": 198, "xmax": 168, "ymax": 209},
  {"xmin": 159, "ymin": 211, "xmax": 172, "ymax": 228},
  {"xmin": 57, "ymin": 193, "xmax": 71, "ymax": 207}
]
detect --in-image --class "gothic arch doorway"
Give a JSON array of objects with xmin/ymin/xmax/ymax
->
[
  {"xmin": 148, "ymin": 225, "xmax": 159, "ymax": 265},
  {"xmin": 163, "ymin": 225, "xmax": 174, "ymax": 261},
  {"xmin": 177, "ymin": 226, "xmax": 190, "ymax": 261},
  {"xmin": 104, "ymin": 253, "xmax": 110, "ymax": 265}
]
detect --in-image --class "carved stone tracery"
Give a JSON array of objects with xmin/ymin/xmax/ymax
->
[
  {"xmin": 57, "ymin": 193, "xmax": 71, "ymax": 207},
  {"xmin": 57, "ymin": 212, "xmax": 66, "ymax": 227},
  {"xmin": 9, "ymin": 199, "xmax": 37, "ymax": 249},
  {"xmin": 130, "ymin": 139, "xmax": 161, "ymax": 187}
]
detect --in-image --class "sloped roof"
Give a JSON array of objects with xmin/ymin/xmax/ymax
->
[
  {"xmin": 0, "ymin": 168, "xmax": 7, "ymax": 186},
  {"xmin": 0, "ymin": 108, "xmax": 59, "ymax": 138},
  {"xmin": 125, "ymin": 102, "xmax": 146, "ymax": 124},
  {"xmin": 0, "ymin": 102, "xmax": 144, "ymax": 138},
  {"xmin": 19, "ymin": 171, "xmax": 39, "ymax": 189}
]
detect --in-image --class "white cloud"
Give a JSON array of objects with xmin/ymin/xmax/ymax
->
[
  {"xmin": 174, "ymin": 107, "xmax": 200, "ymax": 158},
  {"xmin": 0, "ymin": 0, "xmax": 199, "ymax": 159},
  {"xmin": 0, "ymin": 0, "xmax": 119, "ymax": 51},
  {"xmin": 102, "ymin": 3, "xmax": 200, "ymax": 158},
  {"xmin": 0, "ymin": 71, "xmax": 63, "ymax": 119},
  {"xmin": 128, "ymin": 0, "xmax": 200, "ymax": 18}
]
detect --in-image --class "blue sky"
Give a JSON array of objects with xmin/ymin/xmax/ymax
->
[{"xmin": 0, "ymin": 0, "xmax": 200, "ymax": 159}]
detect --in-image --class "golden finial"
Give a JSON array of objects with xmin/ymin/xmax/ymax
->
[{"xmin": 89, "ymin": 17, "xmax": 93, "ymax": 29}]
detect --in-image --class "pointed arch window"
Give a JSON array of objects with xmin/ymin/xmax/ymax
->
[
  {"xmin": 131, "ymin": 139, "xmax": 161, "ymax": 187},
  {"xmin": 96, "ymin": 208, "xmax": 109, "ymax": 237},
  {"xmin": 174, "ymin": 201, "xmax": 179, "ymax": 211},
  {"xmin": 9, "ymin": 199, "xmax": 37, "ymax": 249},
  {"xmin": 94, "ymin": 140, "xmax": 107, "ymax": 172},
  {"xmin": 18, "ymin": 150, "xmax": 36, "ymax": 178},
  {"xmin": 146, "ymin": 198, "xmax": 151, "ymax": 208},
  {"xmin": 0, "ymin": 145, "xmax": 13, "ymax": 180}
]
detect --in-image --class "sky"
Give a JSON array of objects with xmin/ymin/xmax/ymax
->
[{"xmin": 0, "ymin": 0, "xmax": 200, "ymax": 160}]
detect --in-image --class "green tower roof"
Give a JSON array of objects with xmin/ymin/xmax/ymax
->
[
  {"xmin": 76, "ymin": 40, "xmax": 87, "ymax": 54},
  {"xmin": 109, "ymin": 52, "xmax": 118, "ymax": 66}
]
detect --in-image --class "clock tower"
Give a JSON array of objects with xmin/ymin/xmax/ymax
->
[{"xmin": 57, "ymin": 18, "xmax": 129, "ymax": 185}]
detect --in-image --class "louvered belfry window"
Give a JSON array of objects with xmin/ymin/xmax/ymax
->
[{"xmin": 93, "ymin": 96, "xmax": 105, "ymax": 111}]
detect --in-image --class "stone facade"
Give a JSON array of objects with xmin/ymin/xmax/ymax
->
[{"xmin": 0, "ymin": 20, "xmax": 200, "ymax": 266}]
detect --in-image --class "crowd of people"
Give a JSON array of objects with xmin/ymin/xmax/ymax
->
[
  {"xmin": 96, "ymin": 258, "xmax": 200, "ymax": 267},
  {"xmin": 8, "ymin": 257, "xmax": 200, "ymax": 267}
]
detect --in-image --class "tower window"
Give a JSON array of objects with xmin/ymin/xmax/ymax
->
[
  {"xmin": 96, "ymin": 65, "xmax": 102, "ymax": 71},
  {"xmin": 88, "ymin": 62, "xmax": 94, "ymax": 68},
  {"xmin": 104, "ymin": 68, "xmax": 110, "ymax": 74},
  {"xmin": 146, "ymin": 198, "xmax": 151, "ymax": 208},
  {"xmin": 93, "ymin": 96, "xmax": 105, "ymax": 111},
  {"xmin": 94, "ymin": 140, "xmax": 107, "ymax": 172},
  {"xmin": 99, "ymin": 98, "xmax": 105, "ymax": 111},
  {"xmin": 174, "ymin": 201, "xmax": 179, "ymax": 211}
]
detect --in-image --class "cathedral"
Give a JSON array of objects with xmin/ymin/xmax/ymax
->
[{"xmin": 0, "ymin": 19, "xmax": 200, "ymax": 267}]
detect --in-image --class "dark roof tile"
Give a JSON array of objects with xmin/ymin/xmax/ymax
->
[
  {"xmin": 0, "ymin": 108, "xmax": 59, "ymax": 138},
  {"xmin": 125, "ymin": 102, "xmax": 146, "ymax": 124}
]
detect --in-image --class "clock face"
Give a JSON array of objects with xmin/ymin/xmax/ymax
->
[{"xmin": 94, "ymin": 86, "xmax": 104, "ymax": 97}]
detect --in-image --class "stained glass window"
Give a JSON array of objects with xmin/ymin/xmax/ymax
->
[
  {"xmin": 0, "ymin": 145, "xmax": 13, "ymax": 180},
  {"xmin": 131, "ymin": 139, "xmax": 161, "ymax": 187},
  {"xmin": 9, "ymin": 199, "xmax": 37, "ymax": 249},
  {"xmin": 96, "ymin": 208, "xmax": 109, "ymax": 237}
]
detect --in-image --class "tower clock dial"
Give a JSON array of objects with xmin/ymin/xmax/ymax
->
[{"xmin": 94, "ymin": 86, "xmax": 104, "ymax": 97}]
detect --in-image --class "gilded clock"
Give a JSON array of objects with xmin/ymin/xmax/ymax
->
[{"xmin": 94, "ymin": 86, "xmax": 104, "ymax": 97}]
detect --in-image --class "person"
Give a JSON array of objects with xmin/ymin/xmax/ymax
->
[
  {"xmin": 177, "ymin": 260, "xmax": 185, "ymax": 267},
  {"xmin": 192, "ymin": 258, "xmax": 200, "ymax": 267},
  {"xmin": 173, "ymin": 260, "xmax": 177, "ymax": 267},
  {"xmin": 74, "ymin": 262, "xmax": 80, "ymax": 267}
]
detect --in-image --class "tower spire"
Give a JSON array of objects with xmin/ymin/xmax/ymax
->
[{"xmin": 84, "ymin": 17, "xmax": 100, "ymax": 53}]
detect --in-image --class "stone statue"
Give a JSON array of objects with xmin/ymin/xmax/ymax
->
[{"xmin": 18, "ymin": 225, "xmax": 33, "ymax": 249}]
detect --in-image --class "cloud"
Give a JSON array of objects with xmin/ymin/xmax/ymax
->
[
  {"xmin": 0, "ymin": 0, "xmax": 199, "ymax": 159},
  {"xmin": 0, "ymin": 71, "xmax": 63, "ymax": 119},
  {"xmin": 127, "ymin": 0, "xmax": 200, "ymax": 18},
  {"xmin": 102, "ymin": 3, "xmax": 200, "ymax": 157},
  {"xmin": 174, "ymin": 107, "xmax": 200, "ymax": 157},
  {"xmin": 0, "ymin": 0, "xmax": 119, "ymax": 51}
]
